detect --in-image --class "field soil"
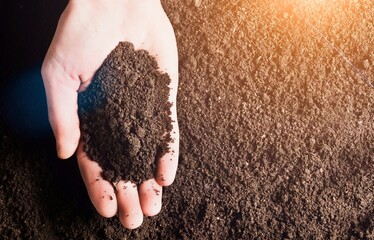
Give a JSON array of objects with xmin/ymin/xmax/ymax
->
[{"xmin": 1, "ymin": 0, "xmax": 374, "ymax": 239}]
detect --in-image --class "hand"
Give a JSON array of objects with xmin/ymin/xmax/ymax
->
[{"xmin": 41, "ymin": 0, "xmax": 179, "ymax": 229}]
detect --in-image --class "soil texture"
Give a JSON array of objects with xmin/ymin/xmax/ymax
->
[
  {"xmin": 78, "ymin": 42, "xmax": 172, "ymax": 183},
  {"xmin": 1, "ymin": 0, "xmax": 374, "ymax": 239}
]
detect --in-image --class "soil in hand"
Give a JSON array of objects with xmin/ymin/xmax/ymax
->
[{"xmin": 78, "ymin": 42, "xmax": 172, "ymax": 184}]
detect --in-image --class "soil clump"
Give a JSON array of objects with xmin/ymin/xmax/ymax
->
[{"xmin": 78, "ymin": 42, "xmax": 172, "ymax": 183}]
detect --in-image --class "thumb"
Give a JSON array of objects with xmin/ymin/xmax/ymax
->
[{"xmin": 42, "ymin": 60, "xmax": 81, "ymax": 159}]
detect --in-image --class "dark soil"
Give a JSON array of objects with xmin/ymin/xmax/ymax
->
[
  {"xmin": 78, "ymin": 42, "xmax": 172, "ymax": 183},
  {"xmin": 1, "ymin": 0, "xmax": 374, "ymax": 239}
]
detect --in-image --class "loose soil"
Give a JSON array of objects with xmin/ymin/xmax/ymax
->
[
  {"xmin": 1, "ymin": 0, "xmax": 374, "ymax": 239},
  {"xmin": 78, "ymin": 42, "xmax": 172, "ymax": 184}
]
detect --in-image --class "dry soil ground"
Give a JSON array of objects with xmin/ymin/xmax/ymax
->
[{"xmin": 1, "ymin": 0, "xmax": 374, "ymax": 239}]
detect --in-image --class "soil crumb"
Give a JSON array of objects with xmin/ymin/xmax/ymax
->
[{"xmin": 78, "ymin": 42, "xmax": 172, "ymax": 183}]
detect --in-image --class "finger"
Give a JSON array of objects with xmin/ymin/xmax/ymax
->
[
  {"xmin": 76, "ymin": 141, "xmax": 117, "ymax": 218},
  {"xmin": 156, "ymin": 114, "xmax": 179, "ymax": 186},
  {"xmin": 116, "ymin": 181, "xmax": 144, "ymax": 229},
  {"xmin": 139, "ymin": 179, "xmax": 162, "ymax": 216},
  {"xmin": 42, "ymin": 60, "xmax": 81, "ymax": 159}
]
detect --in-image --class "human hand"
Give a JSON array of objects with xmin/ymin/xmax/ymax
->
[{"xmin": 41, "ymin": 0, "xmax": 179, "ymax": 229}]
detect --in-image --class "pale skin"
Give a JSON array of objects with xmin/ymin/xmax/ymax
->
[{"xmin": 41, "ymin": 0, "xmax": 179, "ymax": 229}]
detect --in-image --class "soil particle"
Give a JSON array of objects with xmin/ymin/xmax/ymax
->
[
  {"xmin": 78, "ymin": 42, "xmax": 173, "ymax": 183},
  {"xmin": 153, "ymin": 188, "xmax": 161, "ymax": 196}
]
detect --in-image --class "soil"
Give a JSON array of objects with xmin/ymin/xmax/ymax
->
[
  {"xmin": 78, "ymin": 42, "xmax": 172, "ymax": 184},
  {"xmin": 1, "ymin": 0, "xmax": 374, "ymax": 239}
]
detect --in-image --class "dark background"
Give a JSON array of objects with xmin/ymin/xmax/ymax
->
[
  {"xmin": 0, "ymin": 1, "xmax": 67, "ymax": 139},
  {"xmin": 0, "ymin": 0, "xmax": 66, "ymax": 84}
]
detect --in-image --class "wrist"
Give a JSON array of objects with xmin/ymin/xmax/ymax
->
[
  {"xmin": 68, "ymin": 0, "xmax": 163, "ymax": 16},
  {"xmin": 69, "ymin": 0, "xmax": 161, "ymax": 7}
]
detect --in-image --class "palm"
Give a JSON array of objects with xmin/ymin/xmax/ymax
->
[{"xmin": 42, "ymin": 0, "xmax": 179, "ymax": 229}]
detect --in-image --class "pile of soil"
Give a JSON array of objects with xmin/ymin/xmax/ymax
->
[
  {"xmin": 1, "ymin": 0, "xmax": 374, "ymax": 239},
  {"xmin": 78, "ymin": 42, "xmax": 172, "ymax": 183}
]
